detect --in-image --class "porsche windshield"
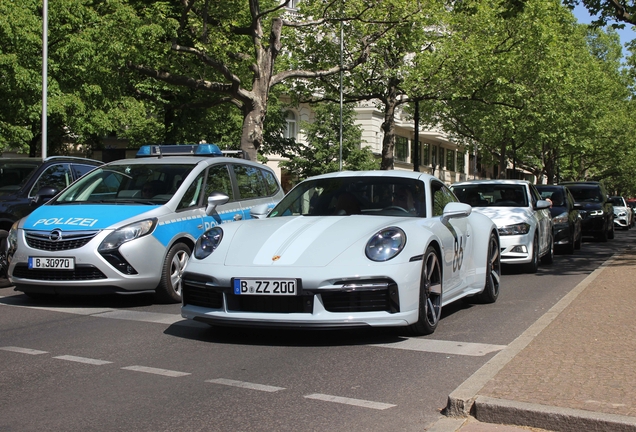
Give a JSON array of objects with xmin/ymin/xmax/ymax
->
[
  {"xmin": 51, "ymin": 163, "xmax": 195, "ymax": 205},
  {"xmin": 268, "ymin": 177, "xmax": 426, "ymax": 217}
]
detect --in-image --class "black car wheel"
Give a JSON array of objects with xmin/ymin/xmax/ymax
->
[
  {"xmin": 524, "ymin": 233, "xmax": 540, "ymax": 273},
  {"xmin": 408, "ymin": 246, "xmax": 442, "ymax": 336},
  {"xmin": 540, "ymin": 233, "xmax": 554, "ymax": 265},
  {"xmin": 476, "ymin": 232, "xmax": 500, "ymax": 304}
]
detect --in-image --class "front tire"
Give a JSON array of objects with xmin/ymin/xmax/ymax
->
[
  {"xmin": 476, "ymin": 232, "xmax": 500, "ymax": 304},
  {"xmin": 408, "ymin": 246, "xmax": 442, "ymax": 336},
  {"xmin": 156, "ymin": 242, "xmax": 191, "ymax": 304},
  {"xmin": 524, "ymin": 233, "xmax": 539, "ymax": 273},
  {"xmin": 540, "ymin": 233, "xmax": 554, "ymax": 265},
  {"xmin": 608, "ymin": 221, "xmax": 615, "ymax": 239}
]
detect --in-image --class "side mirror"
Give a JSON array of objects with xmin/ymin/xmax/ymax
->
[
  {"xmin": 535, "ymin": 199, "xmax": 551, "ymax": 210},
  {"xmin": 442, "ymin": 202, "xmax": 471, "ymax": 222},
  {"xmin": 250, "ymin": 203, "xmax": 272, "ymax": 219},
  {"xmin": 205, "ymin": 192, "xmax": 230, "ymax": 216},
  {"xmin": 32, "ymin": 186, "xmax": 59, "ymax": 205}
]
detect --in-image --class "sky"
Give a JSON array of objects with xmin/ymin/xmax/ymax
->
[{"xmin": 572, "ymin": 3, "xmax": 635, "ymax": 53}]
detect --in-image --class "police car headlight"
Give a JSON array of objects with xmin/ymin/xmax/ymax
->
[
  {"xmin": 365, "ymin": 227, "xmax": 406, "ymax": 262},
  {"xmin": 98, "ymin": 218, "xmax": 157, "ymax": 252},
  {"xmin": 194, "ymin": 227, "xmax": 223, "ymax": 260}
]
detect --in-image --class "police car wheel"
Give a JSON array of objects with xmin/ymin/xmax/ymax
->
[{"xmin": 156, "ymin": 242, "xmax": 191, "ymax": 304}]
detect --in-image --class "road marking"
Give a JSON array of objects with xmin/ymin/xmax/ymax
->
[
  {"xmin": 304, "ymin": 393, "xmax": 396, "ymax": 410},
  {"xmin": 0, "ymin": 346, "xmax": 48, "ymax": 355},
  {"xmin": 53, "ymin": 355, "xmax": 112, "ymax": 365},
  {"xmin": 371, "ymin": 338, "xmax": 506, "ymax": 356},
  {"xmin": 206, "ymin": 378, "xmax": 285, "ymax": 393},
  {"xmin": 121, "ymin": 365, "xmax": 191, "ymax": 377}
]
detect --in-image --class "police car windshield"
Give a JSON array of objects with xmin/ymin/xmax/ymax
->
[{"xmin": 51, "ymin": 164, "xmax": 195, "ymax": 204}]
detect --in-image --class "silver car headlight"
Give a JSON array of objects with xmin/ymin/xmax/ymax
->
[
  {"xmin": 498, "ymin": 223, "xmax": 530, "ymax": 236},
  {"xmin": 552, "ymin": 212, "xmax": 568, "ymax": 224},
  {"xmin": 194, "ymin": 227, "xmax": 223, "ymax": 260},
  {"xmin": 365, "ymin": 227, "xmax": 406, "ymax": 262},
  {"xmin": 7, "ymin": 220, "xmax": 19, "ymax": 258},
  {"xmin": 98, "ymin": 218, "xmax": 157, "ymax": 252},
  {"xmin": 617, "ymin": 211, "xmax": 627, "ymax": 217}
]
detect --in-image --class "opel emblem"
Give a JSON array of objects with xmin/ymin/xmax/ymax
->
[
  {"xmin": 272, "ymin": 255, "xmax": 281, "ymax": 261},
  {"xmin": 49, "ymin": 229, "xmax": 63, "ymax": 241}
]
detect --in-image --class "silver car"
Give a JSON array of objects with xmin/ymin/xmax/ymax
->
[
  {"xmin": 7, "ymin": 144, "xmax": 284, "ymax": 303},
  {"xmin": 451, "ymin": 179, "xmax": 553, "ymax": 273}
]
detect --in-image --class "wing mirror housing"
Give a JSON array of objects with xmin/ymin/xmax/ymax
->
[
  {"xmin": 250, "ymin": 203, "xmax": 272, "ymax": 219},
  {"xmin": 442, "ymin": 202, "xmax": 472, "ymax": 222},
  {"xmin": 205, "ymin": 192, "xmax": 230, "ymax": 216}
]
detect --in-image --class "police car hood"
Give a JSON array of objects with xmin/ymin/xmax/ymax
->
[
  {"xmin": 22, "ymin": 204, "xmax": 164, "ymax": 231},
  {"xmin": 472, "ymin": 206, "xmax": 536, "ymax": 228},
  {"xmin": 221, "ymin": 215, "xmax": 409, "ymax": 267}
]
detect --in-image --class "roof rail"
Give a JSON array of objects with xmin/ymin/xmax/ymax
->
[{"xmin": 136, "ymin": 144, "xmax": 224, "ymax": 158}]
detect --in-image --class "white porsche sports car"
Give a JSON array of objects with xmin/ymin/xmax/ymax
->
[{"xmin": 181, "ymin": 171, "xmax": 501, "ymax": 335}]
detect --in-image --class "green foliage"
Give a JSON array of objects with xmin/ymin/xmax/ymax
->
[{"xmin": 264, "ymin": 102, "xmax": 378, "ymax": 180}]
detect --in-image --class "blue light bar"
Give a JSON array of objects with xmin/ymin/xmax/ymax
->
[{"xmin": 136, "ymin": 144, "xmax": 224, "ymax": 158}]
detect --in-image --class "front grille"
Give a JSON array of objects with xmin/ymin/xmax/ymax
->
[
  {"xmin": 12, "ymin": 264, "xmax": 107, "ymax": 281},
  {"xmin": 322, "ymin": 290, "xmax": 390, "ymax": 313},
  {"xmin": 25, "ymin": 230, "xmax": 99, "ymax": 251},
  {"xmin": 226, "ymin": 294, "xmax": 312, "ymax": 313},
  {"xmin": 183, "ymin": 283, "xmax": 224, "ymax": 309}
]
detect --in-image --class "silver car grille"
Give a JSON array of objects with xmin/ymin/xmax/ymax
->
[{"xmin": 25, "ymin": 230, "xmax": 100, "ymax": 251}]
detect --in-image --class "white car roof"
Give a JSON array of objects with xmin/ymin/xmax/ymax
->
[
  {"xmin": 452, "ymin": 179, "xmax": 531, "ymax": 186},
  {"xmin": 102, "ymin": 155, "xmax": 272, "ymax": 170}
]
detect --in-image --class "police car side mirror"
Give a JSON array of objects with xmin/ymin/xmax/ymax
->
[
  {"xmin": 32, "ymin": 186, "xmax": 59, "ymax": 205},
  {"xmin": 250, "ymin": 203, "xmax": 272, "ymax": 219},
  {"xmin": 205, "ymin": 192, "xmax": 230, "ymax": 216}
]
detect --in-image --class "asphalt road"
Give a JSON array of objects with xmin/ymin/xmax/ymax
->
[{"xmin": 0, "ymin": 228, "xmax": 630, "ymax": 431}]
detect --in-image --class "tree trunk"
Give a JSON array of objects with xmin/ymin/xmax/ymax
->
[{"xmin": 380, "ymin": 81, "xmax": 399, "ymax": 170}]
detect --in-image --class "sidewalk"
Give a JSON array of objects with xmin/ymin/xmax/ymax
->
[{"xmin": 427, "ymin": 246, "xmax": 636, "ymax": 432}]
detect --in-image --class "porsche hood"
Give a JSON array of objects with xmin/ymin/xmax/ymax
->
[{"xmin": 218, "ymin": 215, "xmax": 410, "ymax": 267}]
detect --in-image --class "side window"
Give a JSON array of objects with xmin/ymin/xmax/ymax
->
[
  {"xmin": 204, "ymin": 164, "xmax": 234, "ymax": 201},
  {"xmin": 529, "ymin": 185, "xmax": 541, "ymax": 206},
  {"xmin": 178, "ymin": 172, "xmax": 205, "ymax": 210},
  {"xmin": 262, "ymin": 169, "xmax": 280, "ymax": 197},
  {"xmin": 29, "ymin": 163, "xmax": 73, "ymax": 197},
  {"xmin": 72, "ymin": 163, "xmax": 98, "ymax": 180},
  {"xmin": 232, "ymin": 164, "xmax": 267, "ymax": 199},
  {"xmin": 431, "ymin": 181, "xmax": 456, "ymax": 216}
]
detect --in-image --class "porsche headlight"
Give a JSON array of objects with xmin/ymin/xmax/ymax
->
[
  {"xmin": 98, "ymin": 218, "xmax": 157, "ymax": 252},
  {"xmin": 552, "ymin": 212, "xmax": 568, "ymax": 224},
  {"xmin": 365, "ymin": 227, "xmax": 406, "ymax": 262},
  {"xmin": 498, "ymin": 223, "xmax": 530, "ymax": 236},
  {"xmin": 194, "ymin": 227, "xmax": 223, "ymax": 260}
]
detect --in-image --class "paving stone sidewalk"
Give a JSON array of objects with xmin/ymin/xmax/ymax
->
[{"xmin": 428, "ymin": 247, "xmax": 636, "ymax": 432}]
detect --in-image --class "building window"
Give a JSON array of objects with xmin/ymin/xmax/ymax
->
[
  {"xmin": 457, "ymin": 150, "xmax": 465, "ymax": 173},
  {"xmin": 284, "ymin": 111, "xmax": 297, "ymax": 140},
  {"xmin": 431, "ymin": 145, "xmax": 438, "ymax": 167},
  {"xmin": 395, "ymin": 136, "xmax": 408, "ymax": 162},
  {"xmin": 446, "ymin": 149, "xmax": 455, "ymax": 172},
  {"xmin": 421, "ymin": 142, "xmax": 430, "ymax": 166}
]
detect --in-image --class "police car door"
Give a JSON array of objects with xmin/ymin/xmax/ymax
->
[
  {"xmin": 230, "ymin": 163, "xmax": 278, "ymax": 219},
  {"xmin": 431, "ymin": 180, "xmax": 469, "ymax": 297},
  {"xmin": 201, "ymin": 164, "xmax": 245, "ymax": 230}
]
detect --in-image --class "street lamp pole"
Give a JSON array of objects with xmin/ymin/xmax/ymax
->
[
  {"xmin": 41, "ymin": 0, "xmax": 48, "ymax": 160},
  {"xmin": 339, "ymin": 19, "xmax": 343, "ymax": 171}
]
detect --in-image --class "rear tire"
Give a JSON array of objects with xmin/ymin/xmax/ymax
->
[
  {"xmin": 408, "ymin": 246, "xmax": 442, "ymax": 336},
  {"xmin": 155, "ymin": 242, "xmax": 191, "ymax": 304},
  {"xmin": 564, "ymin": 232, "xmax": 575, "ymax": 255},
  {"xmin": 476, "ymin": 232, "xmax": 500, "ymax": 304}
]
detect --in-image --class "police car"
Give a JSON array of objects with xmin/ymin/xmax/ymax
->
[{"xmin": 7, "ymin": 144, "xmax": 284, "ymax": 303}]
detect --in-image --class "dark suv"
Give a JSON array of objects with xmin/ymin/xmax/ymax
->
[
  {"xmin": 561, "ymin": 181, "xmax": 614, "ymax": 242},
  {"xmin": 0, "ymin": 156, "xmax": 103, "ymax": 286}
]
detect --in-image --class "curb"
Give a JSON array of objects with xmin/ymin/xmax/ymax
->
[{"xmin": 428, "ymin": 248, "xmax": 632, "ymax": 431}]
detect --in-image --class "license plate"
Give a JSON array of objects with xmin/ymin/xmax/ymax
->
[
  {"xmin": 232, "ymin": 278, "xmax": 297, "ymax": 296},
  {"xmin": 28, "ymin": 257, "xmax": 75, "ymax": 270}
]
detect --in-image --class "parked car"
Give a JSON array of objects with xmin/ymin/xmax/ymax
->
[
  {"xmin": 0, "ymin": 156, "xmax": 103, "ymax": 287},
  {"xmin": 451, "ymin": 179, "xmax": 553, "ymax": 273},
  {"xmin": 535, "ymin": 184, "xmax": 582, "ymax": 254},
  {"xmin": 561, "ymin": 181, "xmax": 614, "ymax": 242},
  {"xmin": 7, "ymin": 144, "xmax": 284, "ymax": 303},
  {"xmin": 181, "ymin": 170, "xmax": 501, "ymax": 336},
  {"xmin": 608, "ymin": 196, "xmax": 632, "ymax": 230}
]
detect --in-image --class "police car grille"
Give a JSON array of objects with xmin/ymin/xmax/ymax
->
[
  {"xmin": 11, "ymin": 264, "xmax": 107, "ymax": 281},
  {"xmin": 25, "ymin": 230, "xmax": 99, "ymax": 251}
]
